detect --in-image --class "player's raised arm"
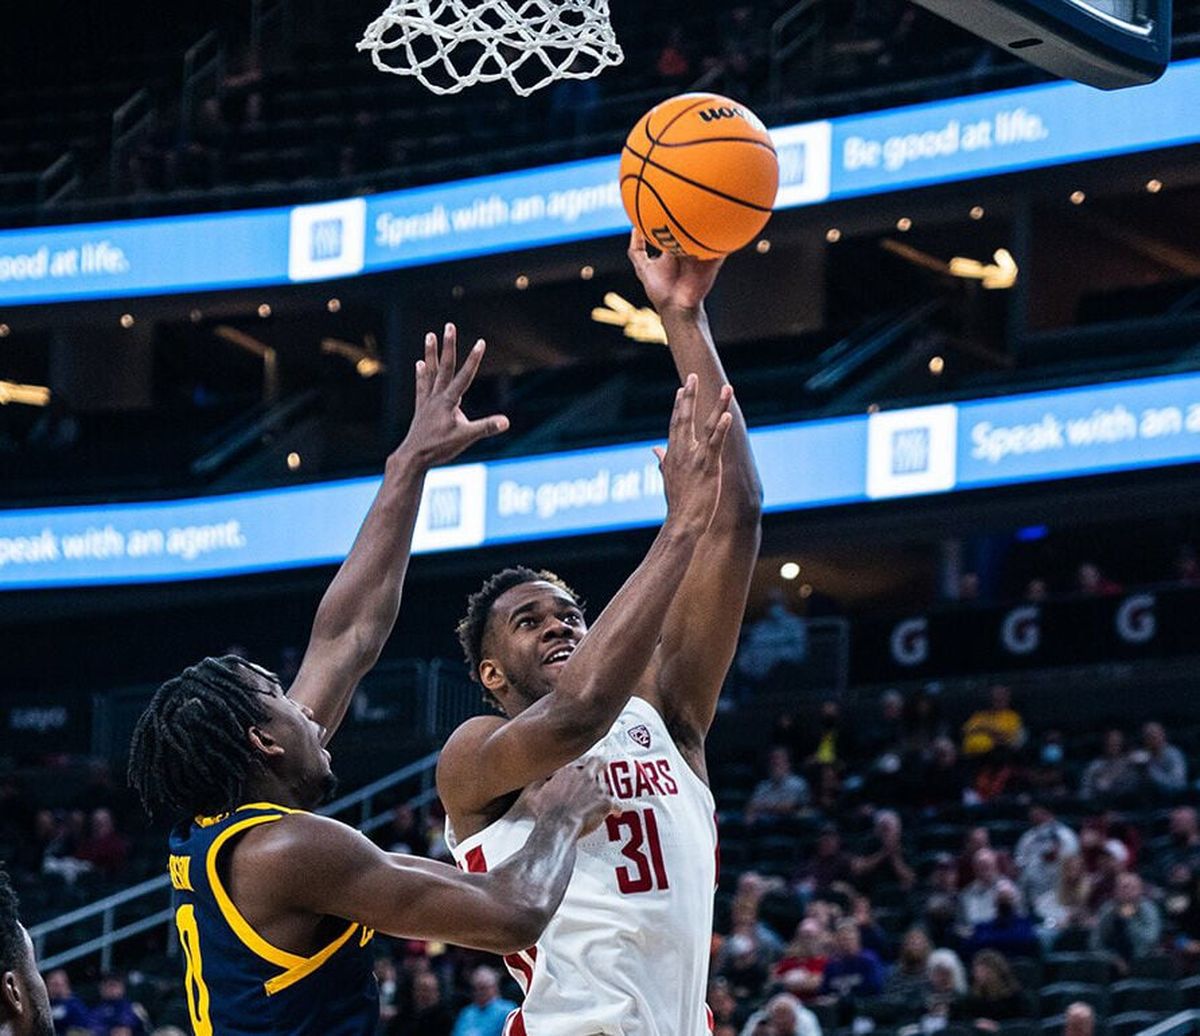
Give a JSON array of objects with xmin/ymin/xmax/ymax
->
[
  {"xmin": 628, "ymin": 230, "xmax": 763, "ymax": 750},
  {"xmin": 439, "ymin": 376, "xmax": 733, "ymax": 815},
  {"xmin": 288, "ymin": 324, "xmax": 508, "ymax": 742},
  {"xmin": 258, "ymin": 762, "xmax": 614, "ymax": 955}
]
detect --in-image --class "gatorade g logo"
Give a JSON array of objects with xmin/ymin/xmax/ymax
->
[
  {"xmin": 1116, "ymin": 593, "xmax": 1156, "ymax": 644},
  {"xmin": 650, "ymin": 225, "xmax": 686, "ymax": 256},
  {"xmin": 698, "ymin": 106, "xmax": 746, "ymax": 123},
  {"xmin": 1001, "ymin": 605, "xmax": 1041, "ymax": 655},
  {"xmin": 890, "ymin": 617, "xmax": 929, "ymax": 667}
]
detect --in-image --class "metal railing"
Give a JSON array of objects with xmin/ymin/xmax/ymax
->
[
  {"xmin": 110, "ymin": 89, "xmax": 156, "ymax": 190},
  {"xmin": 37, "ymin": 153, "xmax": 81, "ymax": 207},
  {"xmin": 769, "ymin": 0, "xmax": 827, "ymax": 103},
  {"xmin": 28, "ymin": 749, "xmax": 441, "ymax": 972},
  {"xmin": 181, "ymin": 31, "xmax": 226, "ymax": 143}
]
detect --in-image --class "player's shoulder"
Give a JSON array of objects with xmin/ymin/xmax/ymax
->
[
  {"xmin": 438, "ymin": 714, "xmax": 507, "ymax": 774},
  {"xmin": 233, "ymin": 810, "xmax": 358, "ymax": 870}
]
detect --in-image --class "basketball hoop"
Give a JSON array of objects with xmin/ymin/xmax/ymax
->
[{"xmin": 357, "ymin": 0, "xmax": 624, "ymax": 97}]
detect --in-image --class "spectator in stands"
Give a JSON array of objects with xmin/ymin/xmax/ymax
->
[
  {"xmin": 375, "ymin": 955, "xmax": 400, "ymax": 1029},
  {"xmin": 44, "ymin": 969, "xmax": 88, "ymax": 1035},
  {"xmin": 773, "ymin": 919, "xmax": 829, "ymax": 1001},
  {"xmin": 923, "ymin": 855, "xmax": 961, "ymax": 946},
  {"xmin": 1034, "ymin": 853, "xmax": 1093, "ymax": 939},
  {"xmin": 738, "ymin": 591, "xmax": 807, "ymax": 690},
  {"xmin": 963, "ymin": 880, "xmax": 1040, "ymax": 960},
  {"xmin": 746, "ymin": 748, "xmax": 810, "ymax": 826},
  {"xmin": 1081, "ymin": 729, "xmax": 1137, "ymax": 802},
  {"xmin": 1064, "ymin": 1002, "xmax": 1095, "ymax": 1036},
  {"xmin": 87, "ymin": 973, "xmax": 144, "ymax": 1036},
  {"xmin": 450, "ymin": 967, "xmax": 516, "ymax": 1036},
  {"xmin": 793, "ymin": 823, "xmax": 852, "ymax": 896},
  {"xmin": 862, "ymin": 691, "xmax": 905, "ymax": 760},
  {"xmin": 389, "ymin": 970, "xmax": 453, "ymax": 1036},
  {"xmin": 957, "ymin": 829, "xmax": 1007, "ymax": 890},
  {"xmin": 915, "ymin": 737, "xmax": 965, "ymax": 810},
  {"xmin": 811, "ymin": 766, "xmax": 843, "ymax": 815},
  {"xmin": 718, "ymin": 891, "xmax": 785, "ymax": 996},
  {"xmin": 809, "ymin": 701, "xmax": 854, "ymax": 769},
  {"xmin": 74, "ymin": 809, "xmax": 130, "ymax": 877},
  {"xmin": 852, "ymin": 810, "xmax": 915, "ymax": 892},
  {"xmin": 1174, "ymin": 545, "xmax": 1200, "ymax": 586},
  {"xmin": 1084, "ymin": 836, "xmax": 1130, "ymax": 912},
  {"xmin": 38, "ymin": 812, "xmax": 90, "ymax": 886},
  {"xmin": 1015, "ymin": 804, "xmax": 1079, "ymax": 905},
  {"xmin": 1164, "ymin": 807, "xmax": 1200, "ymax": 872},
  {"xmin": 852, "ymin": 895, "xmax": 891, "ymax": 962},
  {"xmin": 969, "ymin": 748, "xmax": 1020, "ymax": 804},
  {"xmin": 1092, "ymin": 873, "xmax": 1162, "ymax": 972},
  {"xmin": 1134, "ymin": 721, "xmax": 1188, "ymax": 798},
  {"xmin": 655, "ymin": 25, "xmax": 692, "ymax": 84},
  {"xmin": 883, "ymin": 928, "xmax": 933, "ymax": 1009},
  {"xmin": 925, "ymin": 948, "xmax": 968, "ymax": 1018},
  {"xmin": 1076, "ymin": 561, "xmax": 1122, "ymax": 596},
  {"xmin": 1025, "ymin": 730, "xmax": 1069, "ymax": 797},
  {"xmin": 820, "ymin": 919, "xmax": 885, "ymax": 1003},
  {"xmin": 0, "ymin": 867, "xmax": 53, "ymax": 1036},
  {"xmin": 962, "ymin": 684, "xmax": 1026, "ymax": 757},
  {"xmin": 708, "ymin": 978, "xmax": 747, "ymax": 1031},
  {"xmin": 958, "ymin": 849, "xmax": 1021, "ymax": 933},
  {"xmin": 950, "ymin": 950, "xmax": 1033, "ymax": 1024},
  {"xmin": 902, "ymin": 687, "xmax": 946, "ymax": 753},
  {"xmin": 738, "ymin": 993, "xmax": 821, "ymax": 1036},
  {"xmin": 1024, "ymin": 578, "xmax": 1049, "ymax": 601},
  {"xmin": 373, "ymin": 804, "xmax": 430, "ymax": 858}
]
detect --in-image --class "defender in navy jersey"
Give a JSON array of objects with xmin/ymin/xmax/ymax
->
[{"xmin": 128, "ymin": 327, "xmax": 614, "ymax": 1036}]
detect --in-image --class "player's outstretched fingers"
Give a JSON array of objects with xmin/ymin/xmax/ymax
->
[
  {"xmin": 460, "ymin": 413, "xmax": 510, "ymax": 445},
  {"xmin": 423, "ymin": 331, "xmax": 438, "ymax": 382},
  {"xmin": 668, "ymin": 374, "xmax": 698, "ymax": 446},
  {"xmin": 702, "ymin": 384, "xmax": 734, "ymax": 440},
  {"xmin": 707, "ymin": 411, "xmax": 734, "ymax": 460},
  {"xmin": 434, "ymin": 322, "xmax": 457, "ymax": 391},
  {"xmin": 448, "ymin": 339, "xmax": 487, "ymax": 399}
]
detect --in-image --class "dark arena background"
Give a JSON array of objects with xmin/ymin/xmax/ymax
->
[{"xmin": 6, "ymin": 1, "xmax": 1200, "ymax": 1034}]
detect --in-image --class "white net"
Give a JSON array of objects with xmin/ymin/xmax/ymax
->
[{"xmin": 357, "ymin": 0, "xmax": 624, "ymax": 96}]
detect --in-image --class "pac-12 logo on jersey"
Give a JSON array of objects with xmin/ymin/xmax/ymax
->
[{"xmin": 627, "ymin": 724, "xmax": 652, "ymax": 748}]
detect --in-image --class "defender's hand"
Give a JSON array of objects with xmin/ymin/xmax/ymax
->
[
  {"xmin": 628, "ymin": 229, "xmax": 725, "ymax": 315},
  {"xmin": 535, "ymin": 759, "xmax": 616, "ymax": 837},
  {"xmin": 398, "ymin": 323, "xmax": 509, "ymax": 467},
  {"xmin": 655, "ymin": 374, "xmax": 734, "ymax": 536}
]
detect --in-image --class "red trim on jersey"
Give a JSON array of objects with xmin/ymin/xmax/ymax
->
[
  {"xmin": 457, "ymin": 845, "xmax": 537, "ymax": 992},
  {"xmin": 507, "ymin": 950, "xmax": 534, "ymax": 993},
  {"xmin": 504, "ymin": 1009, "xmax": 527, "ymax": 1036},
  {"xmin": 463, "ymin": 845, "xmax": 488, "ymax": 874},
  {"xmin": 706, "ymin": 1004, "xmax": 715, "ymax": 1032}
]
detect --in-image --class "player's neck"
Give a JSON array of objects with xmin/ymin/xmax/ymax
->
[{"xmin": 242, "ymin": 774, "xmax": 312, "ymax": 811}]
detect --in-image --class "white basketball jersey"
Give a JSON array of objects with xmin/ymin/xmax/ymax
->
[{"xmin": 447, "ymin": 696, "xmax": 717, "ymax": 1036}]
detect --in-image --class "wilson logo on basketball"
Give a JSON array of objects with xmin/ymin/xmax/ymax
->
[
  {"xmin": 650, "ymin": 225, "xmax": 686, "ymax": 255},
  {"xmin": 627, "ymin": 724, "xmax": 652, "ymax": 748},
  {"xmin": 697, "ymin": 106, "xmax": 746, "ymax": 123}
]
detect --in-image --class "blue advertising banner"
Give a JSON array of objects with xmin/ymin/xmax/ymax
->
[
  {"xmin": 2, "ymin": 60, "xmax": 1200, "ymax": 306},
  {"xmin": 6, "ymin": 371, "xmax": 1200, "ymax": 589}
]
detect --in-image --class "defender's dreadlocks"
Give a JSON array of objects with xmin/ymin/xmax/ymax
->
[
  {"xmin": 0, "ymin": 865, "xmax": 23, "ymax": 974},
  {"xmin": 457, "ymin": 566, "xmax": 581, "ymax": 709},
  {"xmin": 127, "ymin": 655, "xmax": 274, "ymax": 822}
]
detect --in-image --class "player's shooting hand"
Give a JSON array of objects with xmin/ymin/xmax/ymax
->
[
  {"xmin": 627, "ymin": 229, "xmax": 725, "ymax": 315},
  {"xmin": 655, "ymin": 374, "xmax": 734, "ymax": 536},
  {"xmin": 536, "ymin": 759, "xmax": 617, "ymax": 837},
  {"xmin": 397, "ymin": 323, "xmax": 509, "ymax": 467}
]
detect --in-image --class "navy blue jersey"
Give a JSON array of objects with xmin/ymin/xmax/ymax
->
[{"xmin": 168, "ymin": 802, "xmax": 378, "ymax": 1036}]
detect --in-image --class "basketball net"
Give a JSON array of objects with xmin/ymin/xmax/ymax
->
[{"xmin": 357, "ymin": 0, "xmax": 624, "ymax": 96}]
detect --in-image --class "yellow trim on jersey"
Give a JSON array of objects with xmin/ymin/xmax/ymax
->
[
  {"xmin": 262, "ymin": 922, "xmax": 363, "ymax": 996},
  {"xmin": 206, "ymin": 814, "xmax": 308, "ymax": 970}
]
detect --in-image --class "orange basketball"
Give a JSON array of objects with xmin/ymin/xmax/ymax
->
[{"xmin": 619, "ymin": 93, "xmax": 779, "ymax": 260}]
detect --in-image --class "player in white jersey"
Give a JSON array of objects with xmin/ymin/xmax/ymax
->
[{"xmin": 439, "ymin": 233, "xmax": 762, "ymax": 1036}]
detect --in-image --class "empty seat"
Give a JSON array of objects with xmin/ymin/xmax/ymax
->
[
  {"xmin": 1040, "ymin": 982, "xmax": 1109, "ymax": 1017},
  {"xmin": 1107, "ymin": 1012, "xmax": 1169, "ymax": 1036},
  {"xmin": 1050, "ymin": 928, "xmax": 1093, "ymax": 953},
  {"xmin": 997, "ymin": 1022, "xmax": 1039, "ymax": 1036},
  {"xmin": 1010, "ymin": 957, "xmax": 1045, "ymax": 991},
  {"xmin": 1129, "ymin": 955, "xmax": 1176, "ymax": 981},
  {"xmin": 1044, "ymin": 952, "xmax": 1114, "ymax": 985},
  {"xmin": 1179, "ymin": 975, "xmax": 1200, "ymax": 1009},
  {"xmin": 1109, "ymin": 979, "xmax": 1182, "ymax": 1015}
]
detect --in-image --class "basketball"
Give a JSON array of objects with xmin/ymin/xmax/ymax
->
[{"xmin": 619, "ymin": 93, "xmax": 780, "ymax": 261}]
